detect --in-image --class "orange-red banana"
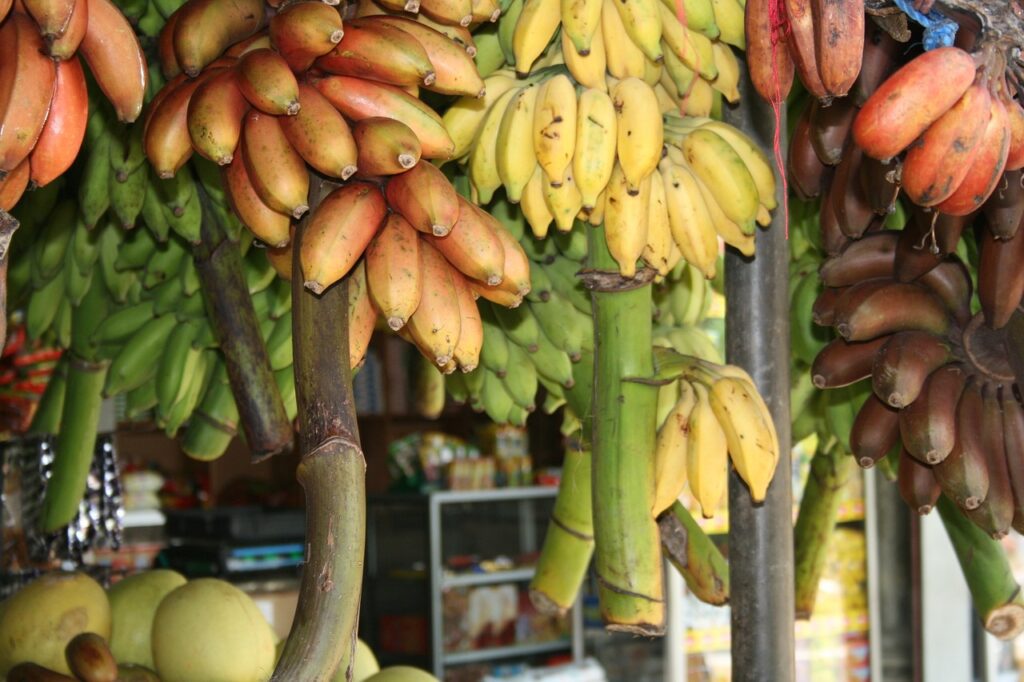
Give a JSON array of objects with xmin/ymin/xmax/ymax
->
[
  {"xmin": 0, "ymin": 13, "xmax": 56, "ymax": 175},
  {"xmin": 489, "ymin": 213, "xmax": 531, "ymax": 296},
  {"xmin": 266, "ymin": 228, "xmax": 295, "ymax": 279},
  {"xmin": 242, "ymin": 109, "xmax": 310, "ymax": 218},
  {"xmin": 407, "ymin": 241, "xmax": 463, "ymax": 366},
  {"xmin": 300, "ymin": 181, "xmax": 388, "ymax": 293},
  {"xmin": 0, "ymin": 159, "xmax": 29, "ymax": 210},
  {"xmin": 365, "ymin": 213, "xmax": 422, "ymax": 330},
  {"xmin": 172, "ymin": 0, "xmax": 266, "ymax": 77},
  {"xmin": 223, "ymin": 31, "xmax": 271, "ymax": 58},
  {"xmin": 187, "ymin": 68, "xmax": 250, "ymax": 165},
  {"xmin": 24, "ymin": 0, "xmax": 75, "ymax": 40},
  {"xmin": 783, "ymin": 0, "xmax": 827, "ymax": 100},
  {"xmin": 812, "ymin": 0, "xmax": 863, "ymax": 99},
  {"xmin": 745, "ymin": 0, "xmax": 794, "ymax": 104},
  {"xmin": 29, "ymin": 56, "xmax": 88, "ymax": 188},
  {"xmin": 44, "ymin": 0, "xmax": 87, "ymax": 59},
  {"xmin": 157, "ymin": 9, "xmax": 181, "ymax": 77},
  {"xmin": 348, "ymin": 261, "xmax": 378, "ymax": 371},
  {"xmin": 279, "ymin": 82, "xmax": 358, "ymax": 181},
  {"xmin": 353, "ymin": 16, "xmax": 484, "ymax": 96},
  {"xmin": 470, "ymin": 280, "xmax": 522, "ymax": 308},
  {"xmin": 222, "ymin": 143, "xmax": 291, "ymax": 247},
  {"xmin": 315, "ymin": 75, "xmax": 455, "ymax": 159},
  {"xmin": 315, "ymin": 20, "xmax": 436, "ymax": 87},
  {"xmin": 145, "ymin": 71, "xmax": 217, "ymax": 178},
  {"xmin": 937, "ymin": 95, "xmax": 1011, "ymax": 217},
  {"xmin": 853, "ymin": 47, "xmax": 977, "ymax": 160},
  {"xmin": 269, "ymin": 2, "xmax": 344, "ymax": 72},
  {"xmin": 1006, "ymin": 96, "xmax": 1024, "ymax": 171},
  {"xmin": 237, "ymin": 48, "xmax": 300, "ymax": 115},
  {"xmin": 80, "ymin": 0, "xmax": 146, "ymax": 122},
  {"xmin": 427, "ymin": 195, "xmax": 506, "ymax": 285},
  {"xmin": 352, "ymin": 117, "xmax": 422, "ymax": 175},
  {"xmin": 417, "ymin": 0, "xmax": 472, "ymax": 27},
  {"xmin": 385, "ymin": 160, "xmax": 460, "ymax": 236},
  {"xmin": 901, "ymin": 82, "xmax": 991, "ymax": 206},
  {"xmin": 450, "ymin": 270, "xmax": 483, "ymax": 371}
]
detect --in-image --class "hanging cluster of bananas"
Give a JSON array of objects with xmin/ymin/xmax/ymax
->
[{"xmin": 0, "ymin": 0, "xmax": 148, "ymax": 210}]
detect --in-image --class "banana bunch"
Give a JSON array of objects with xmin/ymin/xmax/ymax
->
[{"xmin": 0, "ymin": 0, "xmax": 148, "ymax": 211}]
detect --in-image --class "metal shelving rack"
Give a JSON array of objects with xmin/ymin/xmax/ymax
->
[{"xmin": 364, "ymin": 486, "xmax": 584, "ymax": 679}]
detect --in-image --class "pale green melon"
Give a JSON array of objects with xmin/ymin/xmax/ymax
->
[
  {"xmin": 364, "ymin": 666, "xmax": 440, "ymax": 682},
  {"xmin": 0, "ymin": 571, "xmax": 110, "ymax": 676},
  {"xmin": 107, "ymin": 569, "xmax": 187, "ymax": 668},
  {"xmin": 151, "ymin": 578, "xmax": 276, "ymax": 682}
]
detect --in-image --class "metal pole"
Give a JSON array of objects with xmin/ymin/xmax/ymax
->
[{"xmin": 724, "ymin": 60, "xmax": 794, "ymax": 681}]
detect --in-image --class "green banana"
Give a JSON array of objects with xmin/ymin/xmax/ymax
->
[
  {"xmin": 33, "ymin": 200, "xmax": 76, "ymax": 281},
  {"xmin": 71, "ymin": 219, "xmax": 100, "ymax": 273},
  {"xmin": 480, "ymin": 307, "xmax": 511, "ymax": 376},
  {"xmin": 64, "ymin": 248, "xmax": 94, "ymax": 306},
  {"xmin": 529, "ymin": 295, "xmax": 586, "ymax": 360},
  {"xmin": 156, "ymin": 320, "xmax": 201, "ymax": 417},
  {"xmin": 143, "ymin": 236, "xmax": 188, "ymax": 289},
  {"xmin": 124, "ymin": 379, "xmax": 159, "ymax": 419},
  {"xmin": 141, "ymin": 181, "xmax": 172, "ymax": 243},
  {"xmin": 26, "ymin": 274, "xmax": 65, "ymax": 340},
  {"xmin": 98, "ymin": 223, "xmax": 137, "ymax": 303},
  {"xmin": 150, "ymin": 275, "xmax": 186, "ymax": 315},
  {"xmin": 104, "ymin": 314, "xmax": 178, "ymax": 396},
  {"xmin": 502, "ymin": 342, "xmax": 538, "ymax": 410},
  {"xmin": 79, "ymin": 138, "xmax": 113, "ymax": 228},
  {"xmin": 115, "ymin": 227, "xmax": 159, "ymax": 272},
  {"xmin": 265, "ymin": 312, "xmax": 293, "ymax": 371},
  {"xmin": 544, "ymin": 257, "xmax": 590, "ymax": 313},
  {"xmin": 493, "ymin": 302, "xmax": 541, "ymax": 352},
  {"xmin": 553, "ymin": 225, "xmax": 588, "ymax": 261},
  {"xmin": 481, "ymin": 368, "xmax": 515, "ymax": 424},
  {"xmin": 530, "ymin": 327, "xmax": 577, "ymax": 388},
  {"xmin": 55, "ymin": 298, "xmax": 72, "ymax": 348}
]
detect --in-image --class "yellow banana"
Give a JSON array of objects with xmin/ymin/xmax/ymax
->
[
  {"xmin": 572, "ymin": 88, "xmax": 617, "ymax": 209},
  {"xmin": 709, "ymin": 42, "xmax": 740, "ymax": 104},
  {"xmin": 680, "ymin": 127, "xmax": 759, "ymax": 230},
  {"xmin": 443, "ymin": 72, "xmax": 520, "ymax": 160},
  {"xmin": 686, "ymin": 381, "xmax": 729, "ymax": 518},
  {"xmin": 707, "ymin": 372, "xmax": 779, "ymax": 502},
  {"xmin": 643, "ymin": 56, "xmax": 663, "ymax": 87},
  {"xmin": 658, "ymin": 3, "xmax": 717, "ymax": 80},
  {"xmin": 511, "ymin": 0, "xmax": 561, "ymax": 76},
  {"xmin": 659, "ymin": 157, "xmax": 718, "ymax": 278},
  {"xmin": 686, "ymin": 158, "xmax": 754, "ymax": 255},
  {"xmin": 601, "ymin": 0, "xmax": 646, "ymax": 79},
  {"xmin": 652, "ymin": 381, "xmax": 696, "ymax": 516},
  {"xmin": 612, "ymin": 77, "xmax": 663, "ymax": 193},
  {"xmin": 611, "ymin": 0, "xmax": 662, "ymax": 61},
  {"xmin": 683, "ymin": 76, "xmax": 714, "ymax": 116},
  {"xmin": 643, "ymin": 170, "xmax": 675, "ymax": 275},
  {"xmin": 661, "ymin": 45, "xmax": 697, "ymax": 98},
  {"xmin": 587, "ymin": 188, "xmax": 606, "ymax": 225},
  {"xmin": 603, "ymin": 162, "xmax": 650, "ymax": 277},
  {"xmin": 469, "ymin": 85, "xmax": 522, "ymax": 204},
  {"xmin": 696, "ymin": 119, "xmax": 777, "ymax": 210},
  {"xmin": 561, "ymin": 27, "xmax": 607, "ymax": 92},
  {"xmin": 532, "ymin": 74, "xmax": 577, "ymax": 186},
  {"xmin": 496, "ymin": 84, "xmax": 540, "ymax": 202},
  {"xmin": 659, "ymin": 0, "xmax": 719, "ymax": 39},
  {"xmin": 709, "ymin": 0, "xmax": 744, "ymax": 49},
  {"xmin": 653, "ymin": 82, "xmax": 679, "ymax": 113},
  {"xmin": 542, "ymin": 166, "xmax": 584, "ymax": 232},
  {"xmin": 521, "ymin": 164, "xmax": 554, "ymax": 237},
  {"xmin": 561, "ymin": 0, "xmax": 602, "ymax": 55},
  {"xmin": 757, "ymin": 204, "xmax": 771, "ymax": 227}
]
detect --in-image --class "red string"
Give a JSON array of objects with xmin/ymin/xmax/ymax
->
[{"xmin": 766, "ymin": 0, "xmax": 790, "ymax": 238}]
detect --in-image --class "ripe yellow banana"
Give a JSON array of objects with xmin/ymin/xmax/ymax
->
[
  {"xmin": 683, "ymin": 77, "xmax": 715, "ymax": 117},
  {"xmin": 709, "ymin": 42, "xmax": 740, "ymax": 104},
  {"xmin": 543, "ymin": 166, "xmax": 584, "ymax": 232},
  {"xmin": 572, "ymin": 88, "xmax": 617, "ymax": 209},
  {"xmin": 658, "ymin": 3, "xmax": 717, "ymax": 80},
  {"xmin": 450, "ymin": 270, "xmax": 484, "ymax": 372},
  {"xmin": 680, "ymin": 128, "xmax": 759, "ymax": 229},
  {"xmin": 611, "ymin": 0, "xmax": 662, "ymax": 61},
  {"xmin": 532, "ymin": 74, "xmax": 577, "ymax": 186},
  {"xmin": 652, "ymin": 381, "xmax": 696, "ymax": 516},
  {"xmin": 659, "ymin": 157, "xmax": 718, "ymax": 278},
  {"xmin": 496, "ymin": 84, "xmax": 541, "ymax": 202},
  {"xmin": 653, "ymin": 82, "xmax": 679, "ymax": 114},
  {"xmin": 443, "ymin": 72, "xmax": 520, "ymax": 160},
  {"xmin": 469, "ymin": 85, "xmax": 523, "ymax": 204},
  {"xmin": 709, "ymin": 0, "xmax": 744, "ymax": 49},
  {"xmin": 689, "ymin": 161, "xmax": 755, "ymax": 256},
  {"xmin": 643, "ymin": 56, "xmax": 664, "ymax": 87},
  {"xmin": 643, "ymin": 171, "xmax": 676, "ymax": 275},
  {"xmin": 686, "ymin": 381, "xmax": 729, "ymax": 518},
  {"xmin": 561, "ymin": 0, "xmax": 602, "ymax": 55},
  {"xmin": 661, "ymin": 44, "xmax": 698, "ymax": 96},
  {"xmin": 521, "ymin": 164, "xmax": 554, "ymax": 237},
  {"xmin": 611, "ymin": 77, "xmax": 663, "ymax": 193},
  {"xmin": 561, "ymin": 28, "xmax": 607, "ymax": 92},
  {"xmin": 695, "ymin": 119, "xmax": 777, "ymax": 210},
  {"xmin": 603, "ymin": 162, "xmax": 650, "ymax": 277},
  {"xmin": 601, "ymin": 0, "xmax": 646, "ymax": 79},
  {"xmin": 511, "ymin": 0, "xmax": 561, "ymax": 76},
  {"xmin": 707, "ymin": 373, "xmax": 779, "ymax": 502}
]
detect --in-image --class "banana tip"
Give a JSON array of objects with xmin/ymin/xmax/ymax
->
[
  {"xmin": 435, "ymin": 354, "xmax": 452, "ymax": 367},
  {"xmin": 286, "ymin": 103, "xmax": 301, "ymax": 116},
  {"xmin": 460, "ymin": 363, "xmax": 478, "ymax": 373},
  {"xmin": 423, "ymin": 72, "xmax": 437, "ymax": 86},
  {"xmin": 341, "ymin": 165, "xmax": 358, "ymax": 181},
  {"xmin": 431, "ymin": 224, "xmax": 450, "ymax": 237},
  {"xmin": 858, "ymin": 456, "xmax": 875, "ymax": 468},
  {"xmin": 398, "ymin": 154, "xmax": 417, "ymax": 169},
  {"xmin": 404, "ymin": 0, "xmax": 419, "ymax": 9},
  {"xmin": 330, "ymin": 30, "xmax": 344, "ymax": 44},
  {"xmin": 304, "ymin": 280, "xmax": 325, "ymax": 295},
  {"xmin": 387, "ymin": 317, "xmax": 405, "ymax": 331},
  {"xmin": 485, "ymin": 274, "xmax": 502, "ymax": 286},
  {"xmin": 291, "ymin": 204, "xmax": 310, "ymax": 219},
  {"xmin": 488, "ymin": 9, "xmax": 500, "ymax": 21},
  {"xmin": 458, "ymin": 15, "xmax": 472, "ymax": 26}
]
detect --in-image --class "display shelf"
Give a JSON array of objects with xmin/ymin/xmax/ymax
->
[
  {"xmin": 443, "ymin": 640, "xmax": 572, "ymax": 665},
  {"xmin": 443, "ymin": 567, "xmax": 537, "ymax": 588}
]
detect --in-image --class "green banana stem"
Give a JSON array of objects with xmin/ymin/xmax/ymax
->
[
  {"xmin": 658, "ymin": 501, "xmax": 730, "ymax": 606},
  {"xmin": 39, "ymin": 355, "xmax": 109, "ymax": 532},
  {"xmin": 0, "ymin": 210, "xmax": 18, "ymax": 353},
  {"xmin": 28, "ymin": 355, "xmax": 68, "ymax": 436},
  {"xmin": 193, "ymin": 186, "xmax": 292, "ymax": 462},
  {"xmin": 585, "ymin": 225, "xmax": 664, "ymax": 635},
  {"xmin": 793, "ymin": 444, "xmax": 857, "ymax": 619},
  {"xmin": 937, "ymin": 495, "xmax": 1024, "ymax": 640},
  {"xmin": 272, "ymin": 175, "xmax": 365, "ymax": 682}
]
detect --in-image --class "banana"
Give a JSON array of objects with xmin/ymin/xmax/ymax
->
[
  {"xmin": 353, "ymin": 117, "xmax": 423, "ymax": 175},
  {"xmin": 611, "ymin": 0, "xmax": 662, "ymax": 61},
  {"xmin": 652, "ymin": 381, "xmax": 696, "ymax": 515},
  {"xmin": 657, "ymin": 3, "xmax": 717, "ymax": 80},
  {"xmin": 493, "ymin": 299, "xmax": 541, "ymax": 351},
  {"xmin": 144, "ymin": 74, "xmax": 207, "ymax": 179},
  {"xmin": 155, "ymin": 320, "xmax": 201, "ymax": 417},
  {"xmin": 301, "ymin": 182, "xmax": 387, "ymax": 293},
  {"xmin": 222, "ymin": 145, "xmax": 291, "ymax": 247},
  {"xmin": 480, "ymin": 305, "xmax": 510, "ymax": 375},
  {"xmin": 662, "ymin": 0, "xmax": 718, "ymax": 38},
  {"xmin": 707, "ymin": 372, "xmax": 778, "ymax": 501},
  {"xmin": 832, "ymin": 279, "xmax": 952, "ymax": 342},
  {"xmin": 679, "ymin": 128, "xmax": 759, "ymax": 229},
  {"xmin": 428, "ymin": 196, "xmax": 506, "ymax": 285},
  {"xmin": 533, "ymin": 74, "xmax": 577, "ymax": 186},
  {"xmin": 29, "ymin": 57, "xmax": 89, "ymax": 189},
  {"xmin": 690, "ymin": 168, "xmax": 754, "ymax": 255},
  {"xmin": 268, "ymin": 1, "xmax": 344, "ymax": 72},
  {"xmin": 442, "ymin": 73, "xmax": 520, "ymax": 159},
  {"xmin": 601, "ymin": 0, "xmax": 646, "ymax": 79},
  {"xmin": 479, "ymin": 368, "xmax": 515, "ymax": 423},
  {"xmin": 573, "ymin": 88, "xmax": 617, "ymax": 209},
  {"xmin": 520, "ymin": 165, "xmax": 554, "ymax": 238},
  {"xmin": 0, "ymin": 14, "xmax": 57, "ymax": 174},
  {"xmin": 708, "ymin": 0, "xmax": 743, "ymax": 48},
  {"xmin": 934, "ymin": 381, "xmax": 989, "ymax": 510},
  {"xmin": 542, "ymin": 167, "xmax": 584, "ymax": 232},
  {"xmin": 611, "ymin": 78, "xmax": 663, "ymax": 193},
  {"xmin": 469, "ymin": 85, "xmax": 523, "ymax": 204},
  {"xmin": 386, "ymin": 160, "xmax": 461, "ymax": 237},
  {"xmin": 24, "ymin": 0, "xmax": 76, "ymax": 40},
  {"xmin": 490, "ymin": 221, "xmax": 532, "ymax": 296},
  {"xmin": 236, "ymin": 48, "xmax": 301, "ymax": 116},
  {"xmin": 110, "ymin": 164, "xmax": 148, "ymax": 229},
  {"xmin": 643, "ymin": 172, "xmax": 677, "ymax": 275},
  {"xmin": 659, "ymin": 158, "xmax": 717, "ymax": 278},
  {"xmin": 316, "ymin": 20, "xmax": 436, "ymax": 88},
  {"xmin": 316, "ymin": 75, "xmax": 456, "ymax": 159},
  {"xmin": 348, "ymin": 262, "xmax": 378, "ymax": 370},
  {"xmin": 937, "ymin": 96, "xmax": 1010, "ymax": 217},
  {"xmin": 450, "ymin": 271, "xmax": 483, "ymax": 371},
  {"xmin": 603, "ymin": 163, "xmax": 650, "ymax": 277},
  {"xmin": 46, "ymin": 0, "xmax": 88, "ymax": 58},
  {"xmin": 871, "ymin": 332, "xmax": 952, "ymax": 409},
  {"xmin": 511, "ymin": 0, "xmax": 561, "ymax": 75},
  {"xmin": 80, "ymin": 0, "xmax": 147, "ymax": 122},
  {"xmin": 364, "ymin": 214, "xmax": 421, "ymax": 332},
  {"xmin": 528, "ymin": 292, "xmax": 586, "ymax": 359},
  {"xmin": 172, "ymin": 0, "xmax": 264, "ymax": 77},
  {"xmin": 26, "ymin": 274, "xmax": 65, "ymax": 340},
  {"xmin": 105, "ymin": 314, "xmax": 178, "ymax": 396},
  {"xmin": 501, "ymin": 341, "xmax": 538, "ymax": 409},
  {"xmin": 561, "ymin": 0, "xmax": 602, "ymax": 54},
  {"xmin": 709, "ymin": 42, "xmax": 740, "ymax": 103},
  {"xmin": 418, "ymin": 0, "xmax": 473, "ymax": 27},
  {"xmin": 692, "ymin": 119, "xmax": 777, "ymax": 210},
  {"xmin": 187, "ymin": 69, "xmax": 250, "ymax": 166},
  {"xmin": 687, "ymin": 381, "xmax": 729, "ymax": 517},
  {"xmin": 407, "ymin": 242, "xmax": 463, "ymax": 366},
  {"xmin": 497, "ymin": 85, "xmax": 540, "ymax": 202},
  {"xmin": 241, "ymin": 109, "xmax": 309, "ymax": 218},
  {"xmin": 33, "ymin": 200, "xmax": 77, "ymax": 280},
  {"xmin": 562, "ymin": 26, "xmax": 607, "ymax": 92}
]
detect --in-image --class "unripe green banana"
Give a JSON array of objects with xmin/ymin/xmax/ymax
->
[
  {"xmin": 104, "ymin": 314, "xmax": 178, "ymax": 396},
  {"xmin": 502, "ymin": 342, "xmax": 538, "ymax": 410},
  {"xmin": 265, "ymin": 312, "xmax": 293, "ymax": 371},
  {"xmin": 529, "ymin": 294, "xmax": 586, "ymax": 360},
  {"xmin": 480, "ymin": 308, "xmax": 510, "ymax": 376},
  {"xmin": 33, "ymin": 201, "xmax": 77, "ymax": 281},
  {"xmin": 530, "ymin": 327, "xmax": 576, "ymax": 388},
  {"xmin": 150, "ymin": 275, "xmax": 186, "ymax": 316},
  {"xmin": 156, "ymin": 321, "xmax": 201, "ymax": 418},
  {"xmin": 143, "ymin": 237, "xmax": 189, "ymax": 289},
  {"xmin": 124, "ymin": 379, "xmax": 159, "ymax": 419},
  {"xmin": 492, "ymin": 302, "xmax": 541, "ymax": 352},
  {"xmin": 64, "ymin": 249, "xmax": 94, "ymax": 306},
  {"xmin": 481, "ymin": 368, "xmax": 515, "ymax": 423},
  {"xmin": 115, "ymin": 227, "xmax": 159, "ymax": 272},
  {"xmin": 27, "ymin": 275, "xmax": 66, "ymax": 340},
  {"xmin": 141, "ymin": 181, "xmax": 172, "ymax": 243},
  {"xmin": 79, "ymin": 138, "xmax": 113, "ymax": 228},
  {"xmin": 93, "ymin": 300, "xmax": 156, "ymax": 344},
  {"xmin": 110, "ymin": 165, "xmax": 148, "ymax": 229}
]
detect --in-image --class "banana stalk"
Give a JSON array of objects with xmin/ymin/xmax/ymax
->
[
  {"xmin": 0, "ymin": 211, "xmax": 19, "ymax": 352},
  {"xmin": 937, "ymin": 495, "xmax": 1024, "ymax": 640},
  {"xmin": 793, "ymin": 443, "xmax": 857, "ymax": 619},
  {"xmin": 194, "ymin": 187, "xmax": 292, "ymax": 462},
  {"xmin": 658, "ymin": 501, "xmax": 730, "ymax": 606},
  {"xmin": 272, "ymin": 175, "xmax": 365, "ymax": 682},
  {"xmin": 28, "ymin": 355, "xmax": 68, "ymax": 436},
  {"xmin": 586, "ymin": 225, "xmax": 664, "ymax": 635}
]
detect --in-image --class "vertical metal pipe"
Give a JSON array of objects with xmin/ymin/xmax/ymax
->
[{"xmin": 724, "ymin": 60, "xmax": 794, "ymax": 681}]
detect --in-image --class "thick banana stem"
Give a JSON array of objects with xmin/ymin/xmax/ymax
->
[
  {"xmin": 194, "ymin": 187, "xmax": 292, "ymax": 462},
  {"xmin": 39, "ymin": 355, "xmax": 109, "ymax": 532},
  {"xmin": 937, "ymin": 495, "xmax": 1024, "ymax": 640},
  {"xmin": 272, "ymin": 175, "xmax": 365, "ymax": 682},
  {"xmin": 585, "ymin": 225, "xmax": 664, "ymax": 635},
  {"xmin": 0, "ymin": 210, "xmax": 19, "ymax": 353},
  {"xmin": 28, "ymin": 354, "xmax": 68, "ymax": 436},
  {"xmin": 658, "ymin": 501, "xmax": 730, "ymax": 606},
  {"xmin": 793, "ymin": 444, "xmax": 857, "ymax": 619}
]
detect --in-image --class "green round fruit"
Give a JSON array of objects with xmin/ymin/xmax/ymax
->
[
  {"xmin": 0, "ymin": 571, "xmax": 111, "ymax": 676},
  {"xmin": 151, "ymin": 578, "xmax": 276, "ymax": 682},
  {"xmin": 364, "ymin": 666, "xmax": 440, "ymax": 682},
  {"xmin": 108, "ymin": 569, "xmax": 187, "ymax": 668}
]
